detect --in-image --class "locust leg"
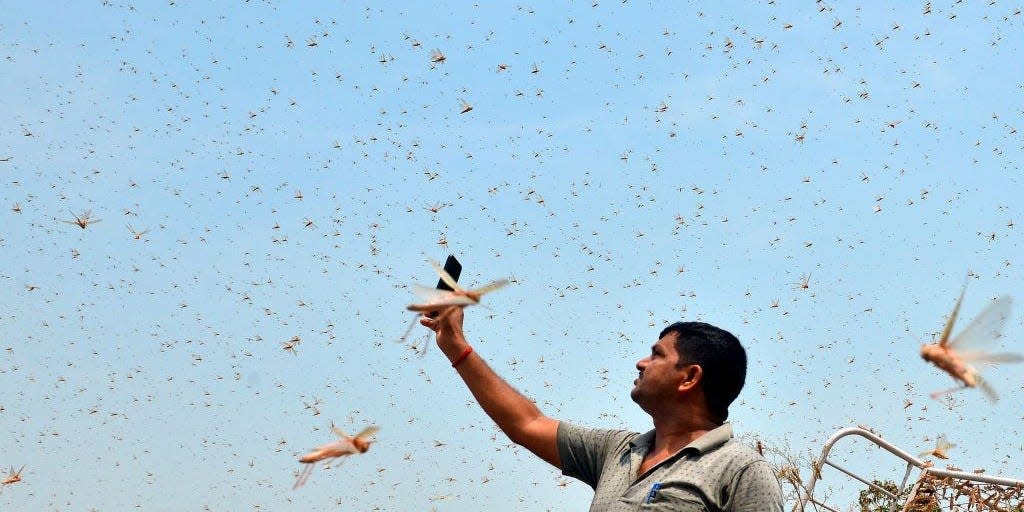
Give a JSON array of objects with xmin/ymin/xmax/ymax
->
[
  {"xmin": 431, "ymin": 305, "xmax": 459, "ymax": 323},
  {"xmin": 293, "ymin": 463, "xmax": 315, "ymax": 490},
  {"xmin": 929, "ymin": 384, "xmax": 967, "ymax": 400},
  {"xmin": 396, "ymin": 316, "xmax": 418, "ymax": 345}
]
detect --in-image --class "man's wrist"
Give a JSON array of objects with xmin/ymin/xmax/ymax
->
[
  {"xmin": 451, "ymin": 345, "xmax": 474, "ymax": 367},
  {"xmin": 437, "ymin": 333, "xmax": 468, "ymax": 352}
]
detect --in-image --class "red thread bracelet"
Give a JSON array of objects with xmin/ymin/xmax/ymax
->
[{"xmin": 451, "ymin": 346, "xmax": 473, "ymax": 368}]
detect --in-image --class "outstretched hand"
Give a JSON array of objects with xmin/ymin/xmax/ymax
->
[{"xmin": 419, "ymin": 306, "xmax": 466, "ymax": 351}]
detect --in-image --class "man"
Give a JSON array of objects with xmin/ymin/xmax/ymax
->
[{"xmin": 419, "ymin": 307, "xmax": 783, "ymax": 511}]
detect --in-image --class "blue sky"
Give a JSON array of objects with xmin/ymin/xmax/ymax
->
[{"xmin": 2, "ymin": 1, "xmax": 1023, "ymax": 510}]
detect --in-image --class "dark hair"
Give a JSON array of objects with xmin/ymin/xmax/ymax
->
[{"xmin": 659, "ymin": 322, "xmax": 746, "ymax": 422}]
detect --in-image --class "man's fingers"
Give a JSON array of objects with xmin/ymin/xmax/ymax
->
[
  {"xmin": 446, "ymin": 305, "xmax": 464, "ymax": 323},
  {"xmin": 419, "ymin": 315, "xmax": 436, "ymax": 330},
  {"xmin": 433, "ymin": 306, "xmax": 457, "ymax": 323}
]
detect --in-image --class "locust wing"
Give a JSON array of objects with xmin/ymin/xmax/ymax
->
[
  {"xmin": 407, "ymin": 285, "xmax": 475, "ymax": 311},
  {"xmin": 469, "ymin": 279, "xmax": 510, "ymax": 297},
  {"xmin": 974, "ymin": 374, "xmax": 1000, "ymax": 402},
  {"xmin": 958, "ymin": 351, "xmax": 1024, "ymax": 366},
  {"xmin": 428, "ymin": 258, "xmax": 463, "ymax": 292},
  {"xmin": 948, "ymin": 295, "xmax": 1012, "ymax": 351},
  {"xmin": 330, "ymin": 422, "xmax": 348, "ymax": 438},
  {"xmin": 938, "ymin": 284, "xmax": 967, "ymax": 347},
  {"xmin": 919, "ymin": 434, "xmax": 955, "ymax": 459},
  {"xmin": 353, "ymin": 425, "xmax": 380, "ymax": 440}
]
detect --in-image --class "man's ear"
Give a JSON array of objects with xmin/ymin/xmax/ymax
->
[{"xmin": 677, "ymin": 364, "xmax": 703, "ymax": 393}]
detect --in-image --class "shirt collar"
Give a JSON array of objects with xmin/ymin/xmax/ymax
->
[
  {"xmin": 629, "ymin": 422, "xmax": 733, "ymax": 455},
  {"xmin": 688, "ymin": 423, "xmax": 733, "ymax": 453}
]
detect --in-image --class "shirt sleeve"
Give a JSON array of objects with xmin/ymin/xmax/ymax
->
[
  {"xmin": 724, "ymin": 460, "xmax": 785, "ymax": 512},
  {"xmin": 556, "ymin": 421, "xmax": 631, "ymax": 490}
]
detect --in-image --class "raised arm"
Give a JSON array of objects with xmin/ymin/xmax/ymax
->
[{"xmin": 420, "ymin": 306, "xmax": 561, "ymax": 468}]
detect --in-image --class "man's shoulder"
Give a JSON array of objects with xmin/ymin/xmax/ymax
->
[
  {"xmin": 718, "ymin": 437, "xmax": 768, "ymax": 464},
  {"xmin": 715, "ymin": 440, "xmax": 784, "ymax": 510},
  {"xmin": 686, "ymin": 424, "xmax": 766, "ymax": 467},
  {"xmin": 687, "ymin": 436, "xmax": 772, "ymax": 482}
]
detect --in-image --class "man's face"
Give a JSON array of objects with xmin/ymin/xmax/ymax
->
[{"xmin": 630, "ymin": 332, "xmax": 686, "ymax": 408}]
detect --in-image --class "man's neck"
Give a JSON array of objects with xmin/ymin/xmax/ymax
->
[
  {"xmin": 636, "ymin": 413, "xmax": 719, "ymax": 477},
  {"xmin": 650, "ymin": 416, "xmax": 719, "ymax": 454}
]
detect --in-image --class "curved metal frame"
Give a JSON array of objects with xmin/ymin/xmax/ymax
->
[{"xmin": 795, "ymin": 426, "xmax": 1024, "ymax": 511}]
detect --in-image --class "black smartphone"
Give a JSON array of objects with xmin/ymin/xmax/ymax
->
[
  {"xmin": 435, "ymin": 255, "xmax": 462, "ymax": 291},
  {"xmin": 429, "ymin": 255, "xmax": 462, "ymax": 317}
]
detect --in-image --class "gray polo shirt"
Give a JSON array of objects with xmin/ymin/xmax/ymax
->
[{"xmin": 556, "ymin": 422, "xmax": 783, "ymax": 511}]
